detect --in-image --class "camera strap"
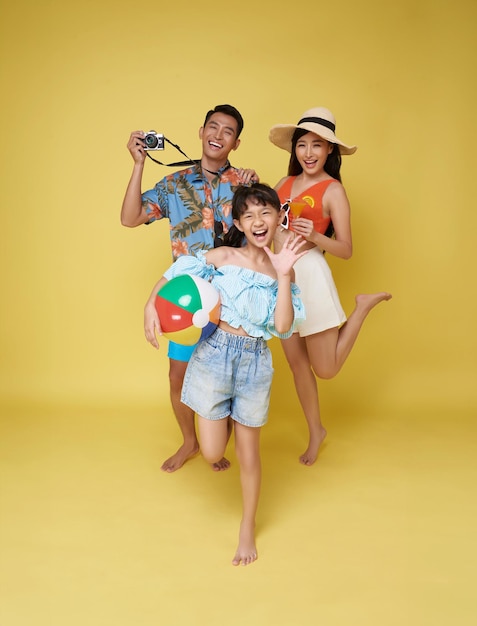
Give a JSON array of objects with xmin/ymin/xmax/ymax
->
[{"xmin": 145, "ymin": 136, "xmax": 196, "ymax": 167}]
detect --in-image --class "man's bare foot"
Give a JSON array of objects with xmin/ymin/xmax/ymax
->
[
  {"xmin": 211, "ymin": 457, "xmax": 231, "ymax": 471},
  {"xmin": 232, "ymin": 522, "xmax": 257, "ymax": 566},
  {"xmin": 355, "ymin": 292, "xmax": 392, "ymax": 314},
  {"xmin": 161, "ymin": 442, "xmax": 199, "ymax": 473},
  {"xmin": 299, "ymin": 426, "xmax": 327, "ymax": 466}
]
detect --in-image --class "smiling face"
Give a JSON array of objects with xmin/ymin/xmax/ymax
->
[
  {"xmin": 234, "ymin": 199, "xmax": 283, "ymax": 248},
  {"xmin": 199, "ymin": 112, "xmax": 240, "ymax": 163},
  {"xmin": 295, "ymin": 131, "xmax": 334, "ymax": 176}
]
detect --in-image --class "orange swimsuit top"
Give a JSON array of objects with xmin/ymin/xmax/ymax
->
[{"xmin": 276, "ymin": 177, "xmax": 336, "ymax": 234}]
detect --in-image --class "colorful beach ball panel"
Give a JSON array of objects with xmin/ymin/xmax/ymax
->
[{"xmin": 155, "ymin": 274, "xmax": 220, "ymax": 346}]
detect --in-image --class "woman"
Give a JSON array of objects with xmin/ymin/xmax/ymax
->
[{"xmin": 269, "ymin": 107, "xmax": 392, "ymax": 466}]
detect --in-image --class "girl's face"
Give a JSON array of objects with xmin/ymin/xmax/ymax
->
[
  {"xmin": 234, "ymin": 200, "xmax": 283, "ymax": 247},
  {"xmin": 295, "ymin": 132, "xmax": 333, "ymax": 175}
]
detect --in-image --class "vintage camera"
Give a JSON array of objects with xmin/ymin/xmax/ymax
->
[{"xmin": 143, "ymin": 131, "xmax": 164, "ymax": 151}]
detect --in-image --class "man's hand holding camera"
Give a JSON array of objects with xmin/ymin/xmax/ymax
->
[{"xmin": 127, "ymin": 131, "xmax": 148, "ymax": 165}]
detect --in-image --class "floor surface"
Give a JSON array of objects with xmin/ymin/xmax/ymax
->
[{"xmin": 0, "ymin": 401, "xmax": 475, "ymax": 625}]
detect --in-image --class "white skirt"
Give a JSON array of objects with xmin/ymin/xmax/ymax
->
[{"xmin": 294, "ymin": 247, "xmax": 347, "ymax": 337}]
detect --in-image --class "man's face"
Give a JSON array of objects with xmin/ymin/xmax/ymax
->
[{"xmin": 199, "ymin": 112, "xmax": 240, "ymax": 161}]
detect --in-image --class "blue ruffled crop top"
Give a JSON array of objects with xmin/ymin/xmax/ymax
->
[{"xmin": 163, "ymin": 250, "xmax": 305, "ymax": 340}]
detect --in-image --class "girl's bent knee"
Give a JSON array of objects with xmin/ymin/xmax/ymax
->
[
  {"xmin": 312, "ymin": 365, "xmax": 338, "ymax": 380},
  {"xmin": 201, "ymin": 447, "xmax": 226, "ymax": 465}
]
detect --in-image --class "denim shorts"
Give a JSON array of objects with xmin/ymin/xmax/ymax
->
[{"xmin": 181, "ymin": 328, "xmax": 274, "ymax": 428}]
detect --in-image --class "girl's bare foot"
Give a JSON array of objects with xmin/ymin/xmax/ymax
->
[
  {"xmin": 161, "ymin": 443, "xmax": 199, "ymax": 473},
  {"xmin": 211, "ymin": 457, "xmax": 231, "ymax": 471},
  {"xmin": 232, "ymin": 522, "xmax": 257, "ymax": 566},
  {"xmin": 299, "ymin": 426, "xmax": 327, "ymax": 466},
  {"xmin": 161, "ymin": 446, "xmax": 230, "ymax": 473}
]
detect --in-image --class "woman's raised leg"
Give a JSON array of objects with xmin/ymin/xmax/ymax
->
[{"xmin": 306, "ymin": 292, "xmax": 392, "ymax": 379}]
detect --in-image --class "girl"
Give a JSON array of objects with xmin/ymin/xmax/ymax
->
[
  {"xmin": 269, "ymin": 107, "xmax": 392, "ymax": 467},
  {"xmin": 144, "ymin": 184, "xmax": 307, "ymax": 566}
]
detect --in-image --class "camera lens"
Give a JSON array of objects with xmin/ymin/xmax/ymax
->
[{"xmin": 144, "ymin": 134, "xmax": 158, "ymax": 149}]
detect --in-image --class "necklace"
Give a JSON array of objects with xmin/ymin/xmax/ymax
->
[
  {"xmin": 200, "ymin": 161, "xmax": 231, "ymax": 177},
  {"xmin": 202, "ymin": 166, "xmax": 220, "ymax": 176}
]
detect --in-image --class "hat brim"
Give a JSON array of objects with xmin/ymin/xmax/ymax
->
[{"xmin": 269, "ymin": 123, "xmax": 357, "ymax": 156}]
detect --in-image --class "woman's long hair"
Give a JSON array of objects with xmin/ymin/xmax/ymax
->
[
  {"xmin": 224, "ymin": 183, "xmax": 281, "ymax": 248},
  {"xmin": 287, "ymin": 128, "xmax": 342, "ymax": 238}
]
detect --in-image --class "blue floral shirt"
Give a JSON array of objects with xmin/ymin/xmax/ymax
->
[
  {"xmin": 163, "ymin": 251, "xmax": 305, "ymax": 340},
  {"xmin": 142, "ymin": 162, "xmax": 243, "ymax": 260}
]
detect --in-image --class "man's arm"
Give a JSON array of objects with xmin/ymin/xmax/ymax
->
[{"xmin": 120, "ymin": 131, "xmax": 150, "ymax": 227}]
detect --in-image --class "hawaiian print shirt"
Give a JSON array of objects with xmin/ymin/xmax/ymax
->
[{"xmin": 141, "ymin": 161, "xmax": 243, "ymax": 260}]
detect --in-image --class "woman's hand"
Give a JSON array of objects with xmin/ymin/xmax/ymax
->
[{"xmin": 290, "ymin": 217, "xmax": 315, "ymax": 241}]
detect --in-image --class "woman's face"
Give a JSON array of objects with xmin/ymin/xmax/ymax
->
[{"xmin": 295, "ymin": 132, "xmax": 333, "ymax": 175}]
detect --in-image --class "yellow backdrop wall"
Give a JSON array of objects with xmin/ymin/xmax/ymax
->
[{"xmin": 1, "ymin": 0, "xmax": 476, "ymax": 415}]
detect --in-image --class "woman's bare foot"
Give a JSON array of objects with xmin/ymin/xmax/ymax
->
[
  {"xmin": 355, "ymin": 292, "xmax": 392, "ymax": 315},
  {"xmin": 161, "ymin": 442, "xmax": 199, "ymax": 473},
  {"xmin": 299, "ymin": 426, "xmax": 327, "ymax": 466},
  {"xmin": 232, "ymin": 522, "xmax": 257, "ymax": 566}
]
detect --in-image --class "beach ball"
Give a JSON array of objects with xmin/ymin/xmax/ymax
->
[{"xmin": 155, "ymin": 275, "xmax": 220, "ymax": 345}]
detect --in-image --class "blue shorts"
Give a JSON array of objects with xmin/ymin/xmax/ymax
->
[
  {"xmin": 181, "ymin": 328, "xmax": 274, "ymax": 428},
  {"xmin": 167, "ymin": 340, "xmax": 196, "ymax": 362}
]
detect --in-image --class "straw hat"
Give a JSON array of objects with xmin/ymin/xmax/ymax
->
[{"xmin": 269, "ymin": 107, "xmax": 357, "ymax": 155}]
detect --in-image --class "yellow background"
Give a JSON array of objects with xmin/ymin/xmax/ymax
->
[
  {"xmin": 1, "ymin": 1, "xmax": 476, "ymax": 624},
  {"xmin": 1, "ymin": 1, "xmax": 476, "ymax": 410}
]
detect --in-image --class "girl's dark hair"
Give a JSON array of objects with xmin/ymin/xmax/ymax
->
[
  {"xmin": 224, "ymin": 183, "xmax": 281, "ymax": 247},
  {"xmin": 287, "ymin": 128, "xmax": 342, "ymax": 239},
  {"xmin": 287, "ymin": 128, "xmax": 342, "ymax": 182}
]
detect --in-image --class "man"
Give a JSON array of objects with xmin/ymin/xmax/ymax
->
[{"xmin": 121, "ymin": 104, "xmax": 258, "ymax": 473}]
